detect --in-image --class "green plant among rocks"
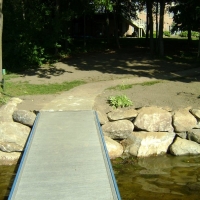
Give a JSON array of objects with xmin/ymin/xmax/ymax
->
[{"xmin": 108, "ymin": 95, "xmax": 133, "ymax": 108}]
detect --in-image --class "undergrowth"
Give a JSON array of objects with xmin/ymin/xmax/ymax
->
[{"xmin": 108, "ymin": 95, "xmax": 133, "ymax": 108}]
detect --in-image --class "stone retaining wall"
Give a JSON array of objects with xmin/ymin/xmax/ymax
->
[
  {"xmin": 97, "ymin": 106, "xmax": 200, "ymax": 158},
  {"xmin": 0, "ymin": 98, "xmax": 200, "ymax": 165}
]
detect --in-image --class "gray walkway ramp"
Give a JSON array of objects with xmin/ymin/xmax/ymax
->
[{"xmin": 8, "ymin": 111, "xmax": 121, "ymax": 200}]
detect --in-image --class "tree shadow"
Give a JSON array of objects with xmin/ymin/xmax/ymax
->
[
  {"xmin": 20, "ymin": 65, "xmax": 73, "ymax": 79},
  {"xmin": 15, "ymin": 46, "xmax": 200, "ymax": 83},
  {"xmin": 61, "ymin": 48, "xmax": 200, "ymax": 83}
]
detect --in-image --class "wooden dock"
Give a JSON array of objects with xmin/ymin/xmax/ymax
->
[{"xmin": 8, "ymin": 111, "xmax": 121, "ymax": 200}]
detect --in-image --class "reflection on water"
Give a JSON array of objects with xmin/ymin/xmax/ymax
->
[
  {"xmin": 0, "ymin": 165, "xmax": 17, "ymax": 200},
  {"xmin": 112, "ymin": 154, "xmax": 200, "ymax": 200},
  {"xmin": 1, "ymin": 155, "xmax": 200, "ymax": 200}
]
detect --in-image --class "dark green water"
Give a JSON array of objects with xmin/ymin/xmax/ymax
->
[
  {"xmin": 112, "ymin": 154, "xmax": 200, "ymax": 200},
  {"xmin": 1, "ymin": 155, "xmax": 200, "ymax": 200},
  {"xmin": 0, "ymin": 165, "xmax": 17, "ymax": 200}
]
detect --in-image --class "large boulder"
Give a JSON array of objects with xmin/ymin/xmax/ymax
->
[
  {"xmin": 0, "ymin": 122, "xmax": 31, "ymax": 152},
  {"xmin": 96, "ymin": 110, "xmax": 108, "ymax": 125},
  {"xmin": 170, "ymin": 137, "xmax": 200, "ymax": 156},
  {"xmin": 0, "ymin": 98, "xmax": 22, "ymax": 122},
  {"xmin": 190, "ymin": 108, "xmax": 200, "ymax": 120},
  {"xmin": 102, "ymin": 120, "xmax": 134, "ymax": 139},
  {"xmin": 104, "ymin": 136, "xmax": 123, "ymax": 159},
  {"xmin": 173, "ymin": 109, "xmax": 197, "ymax": 133},
  {"xmin": 134, "ymin": 106, "xmax": 173, "ymax": 132},
  {"xmin": 0, "ymin": 151, "xmax": 21, "ymax": 165},
  {"xmin": 13, "ymin": 110, "xmax": 36, "ymax": 127},
  {"xmin": 126, "ymin": 131, "xmax": 175, "ymax": 157},
  {"xmin": 107, "ymin": 109, "xmax": 138, "ymax": 121},
  {"xmin": 187, "ymin": 129, "xmax": 200, "ymax": 144}
]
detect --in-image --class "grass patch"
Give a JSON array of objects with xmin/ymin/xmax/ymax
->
[
  {"xmin": 137, "ymin": 80, "xmax": 161, "ymax": 86},
  {"xmin": 108, "ymin": 84, "xmax": 133, "ymax": 91},
  {"xmin": 1, "ymin": 80, "xmax": 85, "ymax": 97},
  {"xmin": 3, "ymin": 73, "xmax": 21, "ymax": 80},
  {"xmin": 107, "ymin": 81, "xmax": 161, "ymax": 91}
]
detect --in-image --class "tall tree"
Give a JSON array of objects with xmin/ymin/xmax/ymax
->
[
  {"xmin": 158, "ymin": 0, "xmax": 165, "ymax": 56},
  {"xmin": 170, "ymin": 0, "xmax": 200, "ymax": 44},
  {"xmin": 146, "ymin": 0, "xmax": 154, "ymax": 55}
]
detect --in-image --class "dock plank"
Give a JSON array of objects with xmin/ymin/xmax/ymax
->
[{"xmin": 8, "ymin": 111, "xmax": 121, "ymax": 200}]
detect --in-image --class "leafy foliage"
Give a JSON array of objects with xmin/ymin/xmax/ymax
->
[
  {"xmin": 164, "ymin": 31, "xmax": 170, "ymax": 37},
  {"xmin": 108, "ymin": 95, "xmax": 133, "ymax": 108}
]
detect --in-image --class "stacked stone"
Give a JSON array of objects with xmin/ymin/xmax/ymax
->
[
  {"xmin": 0, "ymin": 98, "xmax": 200, "ymax": 164},
  {"xmin": 0, "ymin": 98, "xmax": 36, "ymax": 165},
  {"xmin": 98, "ymin": 106, "xmax": 200, "ymax": 159}
]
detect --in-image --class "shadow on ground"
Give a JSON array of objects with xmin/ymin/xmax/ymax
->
[{"xmin": 17, "ymin": 47, "xmax": 200, "ymax": 83}]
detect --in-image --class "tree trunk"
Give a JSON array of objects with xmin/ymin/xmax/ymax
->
[
  {"xmin": 146, "ymin": 1, "xmax": 150, "ymax": 41},
  {"xmin": 55, "ymin": 0, "xmax": 60, "ymax": 55},
  {"xmin": 158, "ymin": 0, "xmax": 165, "ymax": 56},
  {"xmin": 149, "ymin": 1, "xmax": 154, "ymax": 55},
  {"xmin": 0, "ymin": 0, "xmax": 3, "ymax": 82},
  {"xmin": 155, "ymin": 1, "xmax": 159, "ymax": 53},
  {"xmin": 198, "ymin": 32, "xmax": 200, "ymax": 57},
  {"xmin": 187, "ymin": 25, "xmax": 192, "ymax": 47},
  {"xmin": 113, "ymin": 1, "xmax": 120, "ymax": 49},
  {"xmin": 106, "ymin": 9, "xmax": 110, "ymax": 46},
  {"xmin": 84, "ymin": 14, "xmax": 86, "ymax": 47}
]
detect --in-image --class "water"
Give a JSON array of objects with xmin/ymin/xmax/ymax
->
[
  {"xmin": 1, "ymin": 155, "xmax": 200, "ymax": 200},
  {"xmin": 0, "ymin": 165, "xmax": 17, "ymax": 200},
  {"xmin": 112, "ymin": 154, "xmax": 200, "ymax": 200}
]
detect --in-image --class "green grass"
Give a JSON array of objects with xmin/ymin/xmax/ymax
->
[
  {"xmin": 0, "ymin": 79, "xmax": 85, "ymax": 107},
  {"xmin": 107, "ymin": 81, "xmax": 161, "ymax": 91},
  {"xmin": 1, "ymin": 80, "xmax": 85, "ymax": 97},
  {"xmin": 108, "ymin": 84, "xmax": 133, "ymax": 91},
  {"xmin": 137, "ymin": 80, "xmax": 161, "ymax": 86}
]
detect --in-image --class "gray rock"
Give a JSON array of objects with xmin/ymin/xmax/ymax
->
[
  {"xmin": 102, "ymin": 120, "xmax": 134, "ymax": 139},
  {"xmin": 104, "ymin": 136, "xmax": 123, "ymax": 159},
  {"xmin": 188, "ymin": 129, "xmax": 200, "ymax": 144},
  {"xmin": 173, "ymin": 109, "xmax": 197, "ymax": 133},
  {"xmin": 0, "ymin": 98, "xmax": 23, "ymax": 122},
  {"xmin": 195, "ymin": 121, "xmax": 200, "ymax": 129},
  {"xmin": 126, "ymin": 131, "xmax": 175, "ymax": 157},
  {"xmin": 176, "ymin": 132, "xmax": 187, "ymax": 139},
  {"xmin": 134, "ymin": 106, "xmax": 173, "ymax": 132},
  {"xmin": 0, "ymin": 151, "xmax": 21, "ymax": 165},
  {"xmin": 107, "ymin": 109, "xmax": 138, "ymax": 121},
  {"xmin": 190, "ymin": 108, "xmax": 200, "ymax": 120},
  {"xmin": 96, "ymin": 110, "xmax": 108, "ymax": 125},
  {"xmin": 13, "ymin": 110, "xmax": 36, "ymax": 127},
  {"xmin": 0, "ymin": 122, "xmax": 31, "ymax": 152},
  {"xmin": 170, "ymin": 137, "xmax": 200, "ymax": 156}
]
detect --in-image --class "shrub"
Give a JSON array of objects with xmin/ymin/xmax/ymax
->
[
  {"xmin": 164, "ymin": 31, "xmax": 170, "ymax": 37},
  {"xmin": 179, "ymin": 31, "xmax": 188, "ymax": 37},
  {"xmin": 108, "ymin": 95, "xmax": 133, "ymax": 108},
  {"xmin": 179, "ymin": 31, "xmax": 199, "ymax": 38}
]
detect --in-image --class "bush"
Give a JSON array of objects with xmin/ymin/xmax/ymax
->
[
  {"xmin": 179, "ymin": 31, "xmax": 188, "ymax": 37},
  {"xmin": 164, "ymin": 31, "xmax": 170, "ymax": 37},
  {"xmin": 191, "ymin": 31, "xmax": 199, "ymax": 38},
  {"xmin": 179, "ymin": 31, "xmax": 199, "ymax": 38},
  {"xmin": 108, "ymin": 95, "xmax": 133, "ymax": 108}
]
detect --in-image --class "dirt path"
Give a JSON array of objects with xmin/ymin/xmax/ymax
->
[{"xmin": 11, "ymin": 50, "xmax": 200, "ymax": 111}]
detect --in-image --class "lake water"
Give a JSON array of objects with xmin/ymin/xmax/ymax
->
[
  {"xmin": 1, "ymin": 155, "xmax": 200, "ymax": 200},
  {"xmin": 0, "ymin": 164, "xmax": 17, "ymax": 200},
  {"xmin": 112, "ymin": 154, "xmax": 200, "ymax": 200}
]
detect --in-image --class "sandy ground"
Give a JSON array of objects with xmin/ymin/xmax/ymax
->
[{"xmin": 8, "ymin": 50, "xmax": 200, "ymax": 111}]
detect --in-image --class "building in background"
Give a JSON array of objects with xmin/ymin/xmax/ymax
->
[{"xmin": 123, "ymin": 4, "xmax": 174, "ymax": 38}]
